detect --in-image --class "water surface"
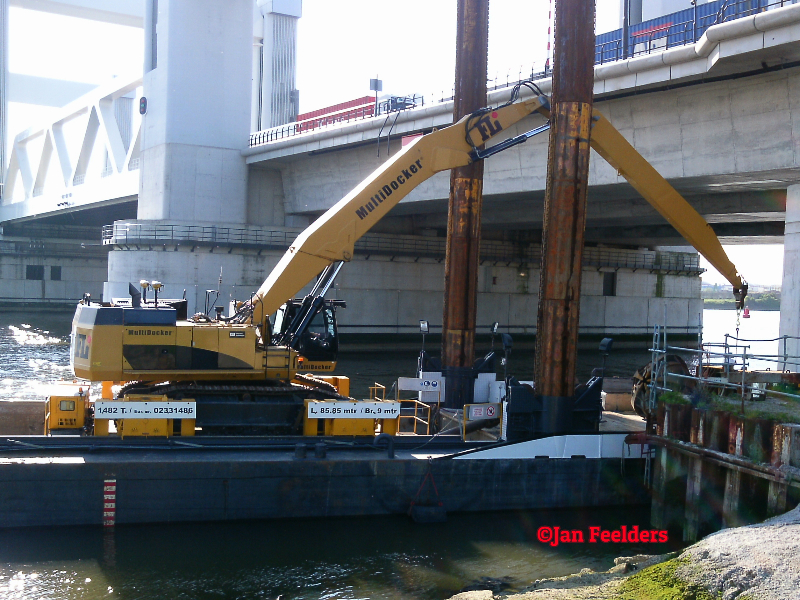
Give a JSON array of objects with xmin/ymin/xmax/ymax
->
[{"xmin": 0, "ymin": 508, "xmax": 678, "ymax": 600}]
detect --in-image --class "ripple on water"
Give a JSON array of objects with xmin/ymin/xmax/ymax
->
[
  {"xmin": 9, "ymin": 325, "xmax": 63, "ymax": 346},
  {"xmin": 1, "ymin": 315, "xmax": 72, "ymax": 402}
]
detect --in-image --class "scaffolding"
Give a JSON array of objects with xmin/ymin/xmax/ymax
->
[{"xmin": 648, "ymin": 323, "xmax": 800, "ymax": 415}]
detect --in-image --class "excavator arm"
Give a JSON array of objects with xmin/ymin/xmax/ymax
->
[
  {"xmin": 250, "ymin": 94, "xmax": 550, "ymax": 327},
  {"xmin": 587, "ymin": 111, "xmax": 748, "ymax": 307},
  {"xmin": 532, "ymin": 102, "xmax": 747, "ymax": 307},
  {"xmin": 251, "ymin": 88, "xmax": 748, "ymax": 330}
]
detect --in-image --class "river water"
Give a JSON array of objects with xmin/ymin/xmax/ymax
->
[{"xmin": 0, "ymin": 308, "xmax": 776, "ymax": 599}]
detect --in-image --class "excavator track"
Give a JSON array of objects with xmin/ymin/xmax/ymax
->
[{"xmin": 117, "ymin": 379, "xmax": 346, "ymax": 436}]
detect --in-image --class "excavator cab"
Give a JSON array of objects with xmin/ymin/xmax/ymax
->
[{"xmin": 272, "ymin": 298, "xmax": 346, "ymax": 372}]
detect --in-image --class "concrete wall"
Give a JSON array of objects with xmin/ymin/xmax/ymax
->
[
  {"xmin": 247, "ymin": 168, "xmax": 287, "ymax": 227},
  {"xmin": 0, "ymin": 254, "xmax": 106, "ymax": 304},
  {"xmin": 105, "ymin": 246, "xmax": 702, "ymax": 338}
]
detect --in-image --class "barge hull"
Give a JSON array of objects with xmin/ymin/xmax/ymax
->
[{"xmin": 0, "ymin": 439, "xmax": 649, "ymax": 528}]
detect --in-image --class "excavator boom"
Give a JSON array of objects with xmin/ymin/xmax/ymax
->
[{"xmin": 253, "ymin": 87, "xmax": 748, "ymax": 328}]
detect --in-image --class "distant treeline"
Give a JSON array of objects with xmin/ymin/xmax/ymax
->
[{"xmin": 703, "ymin": 290, "xmax": 781, "ymax": 311}]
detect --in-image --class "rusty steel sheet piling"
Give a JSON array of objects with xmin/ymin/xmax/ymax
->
[
  {"xmin": 442, "ymin": 0, "xmax": 489, "ymax": 409},
  {"xmin": 534, "ymin": 0, "xmax": 596, "ymax": 431}
]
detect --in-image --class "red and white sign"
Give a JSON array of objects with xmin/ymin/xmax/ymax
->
[{"xmin": 467, "ymin": 403, "xmax": 501, "ymax": 421}]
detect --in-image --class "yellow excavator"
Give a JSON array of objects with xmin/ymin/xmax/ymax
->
[{"xmin": 62, "ymin": 81, "xmax": 746, "ymax": 436}]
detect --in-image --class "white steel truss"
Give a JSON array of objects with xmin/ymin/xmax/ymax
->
[{"xmin": 1, "ymin": 76, "xmax": 142, "ymax": 222}]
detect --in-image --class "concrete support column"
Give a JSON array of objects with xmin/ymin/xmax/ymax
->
[
  {"xmin": 143, "ymin": 0, "xmax": 158, "ymax": 73},
  {"xmin": 780, "ymin": 184, "xmax": 800, "ymax": 370},
  {"xmin": 137, "ymin": 0, "xmax": 252, "ymax": 224},
  {"xmin": 257, "ymin": 0, "xmax": 301, "ymax": 130}
]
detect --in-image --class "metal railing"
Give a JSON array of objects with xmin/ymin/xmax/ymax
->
[
  {"xmin": 0, "ymin": 239, "xmax": 108, "ymax": 258},
  {"xmin": 249, "ymin": 94, "xmax": 426, "ymax": 147},
  {"xmin": 597, "ymin": 0, "xmax": 796, "ymax": 64},
  {"xmin": 4, "ymin": 223, "xmax": 102, "ymax": 241},
  {"xmin": 337, "ymin": 323, "xmax": 701, "ymax": 337},
  {"xmin": 102, "ymin": 222, "xmax": 702, "ymax": 274},
  {"xmin": 584, "ymin": 248, "xmax": 701, "ymax": 273},
  {"xmin": 648, "ymin": 325, "xmax": 800, "ymax": 414},
  {"xmin": 103, "ymin": 222, "xmax": 297, "ymax": 249},
  {"xmin": 397, "ymin": 398, "xmax": 432, "ymax": 435}
]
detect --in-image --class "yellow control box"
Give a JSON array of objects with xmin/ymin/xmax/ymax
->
[{"xmin": 45, "ymin": 395, "xmax": 87, "ymax": 433}]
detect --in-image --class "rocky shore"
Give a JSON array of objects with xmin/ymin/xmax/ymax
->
[{"xmin": 447, "ymin": 504, "xmax": 800, "ymax": 600}]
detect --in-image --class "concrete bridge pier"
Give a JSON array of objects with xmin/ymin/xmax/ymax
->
[
  {"xmin": 137, "ymin": 0, "xmax": 252, "ymax": 225},
  {"xmin": 780, "ymin": 184, "xmax": 800, "ymax": 369}
]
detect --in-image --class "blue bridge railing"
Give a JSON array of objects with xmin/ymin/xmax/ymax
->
[{"xmin": 596, "ymin": 0, "xmax": 793, "ymax": 64}]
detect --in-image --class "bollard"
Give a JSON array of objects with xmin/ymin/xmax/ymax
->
[
  {"xmin": 315, "ymin": 443, "xmax": 327, "ymax": 459},
  {"xmin": 373, "ymin": 433, "xmax": 395, "ymax": 459}
]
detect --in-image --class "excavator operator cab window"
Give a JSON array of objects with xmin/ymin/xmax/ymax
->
[
  {"xmin": 271, "ymin": 301, "xmax": 339, "ymax": 363},
  {"xmin": 297, "ymin": 307, "xmax": 339, "ymax": 362},
  {"xmin": 306, "ymin": 310, "xmax": 326, "ymax": 334},
  {"xmin": 272, "ymin": 305, "xmax": 288, "ymax": 338}
]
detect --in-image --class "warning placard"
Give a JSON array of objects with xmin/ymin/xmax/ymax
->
[
  {"xmin": 466, "ymin": 403, "xmax": 501, "ymax": 421},
  {"xmin": 307, "ymin": 401, "xmax": 401, "ymax": 419}
]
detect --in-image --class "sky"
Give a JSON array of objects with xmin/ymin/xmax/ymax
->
[
  {"xmin": 698, "ymin": 244, "xmax": 784, "ymax": 287},
  {"xmin": 3, "ymin": 1, "xmax": 785, "ymax": 287},
  {"xmin": 294, "ymin": 0, "xmax": 620, "ymax": 112}
]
